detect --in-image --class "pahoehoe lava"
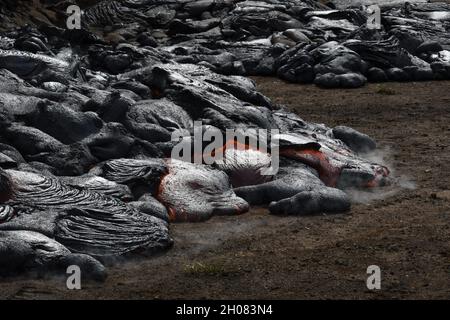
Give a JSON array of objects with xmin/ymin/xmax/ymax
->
[{"xmin": 1, "ymin": 0, "xmax": 445, "ymax": 279}]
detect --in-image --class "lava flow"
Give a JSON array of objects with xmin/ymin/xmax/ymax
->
[{"xmin": 280, "ymin": 147, "xmax": 342, "ymax": 187}]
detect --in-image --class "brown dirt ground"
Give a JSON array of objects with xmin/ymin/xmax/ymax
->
[{"xmin": 1, "ymin": 79, "xmax": 449, "ymax": 300}]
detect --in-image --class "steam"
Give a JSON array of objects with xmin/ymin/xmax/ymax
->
[{"xmin": 346, "ymin": 146, "xmax": 416, "ymax": 204}]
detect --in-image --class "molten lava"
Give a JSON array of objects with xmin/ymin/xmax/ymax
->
[
  {"xmin": 280, "ymin": 147, "xmax": 342, "ymax": 187},
  {"xmin": 365, "ymin": 166, "xmax": 390, "ymax": 188}
]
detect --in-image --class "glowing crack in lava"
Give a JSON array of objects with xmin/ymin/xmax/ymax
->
[
  {"xmin": 280, "ymin": 147, "xmax": 341, "ymax": 187},
  {"xmin": 280, "ymin": 146, "xmax": 390, "ymax": 189}
]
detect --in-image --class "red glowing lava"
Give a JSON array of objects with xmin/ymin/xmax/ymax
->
[{"xmin": 280, "ymin": 147, "xmax": 342, "ymax": 187}]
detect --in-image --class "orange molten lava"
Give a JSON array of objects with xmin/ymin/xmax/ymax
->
[
  {"xmin": 280, "ymin": 147, "xmax": 341, "ymax": 187},
  {"xmin": 156, "ymin": 166, "xmax": 204, "ymax": 223},
  {"xmin": 156, "ymin": 168, "xmax": 177, "ymax": 222},
  {"xmin": 365, "ymin": 166, "xmax": 390, "ymax": 188},
  {"xmin": 167, "ymin": 207, "xmax": 177, "ymax": 222}
]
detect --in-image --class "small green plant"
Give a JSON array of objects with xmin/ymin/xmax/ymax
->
[
  {"xmin": 184, "ymin": 261, "xmax": 228, "ymax": 276},
  {"xmin": 375, "ymin": 85, "xmax": 396, "ymax": 95}
]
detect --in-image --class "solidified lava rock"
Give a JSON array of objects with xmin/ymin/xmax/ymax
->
[{"xmin": 0, "ymin": 0, "xmax": 436, "ymax": 278}]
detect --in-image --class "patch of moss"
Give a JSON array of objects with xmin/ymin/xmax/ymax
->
[
  {"xmin": 184, "ymin": 262, "xmax": 229, "ymax": 277},
  {"xmin": 375, "ymin": 85, "xmax": 396, "ymax": 95}
]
